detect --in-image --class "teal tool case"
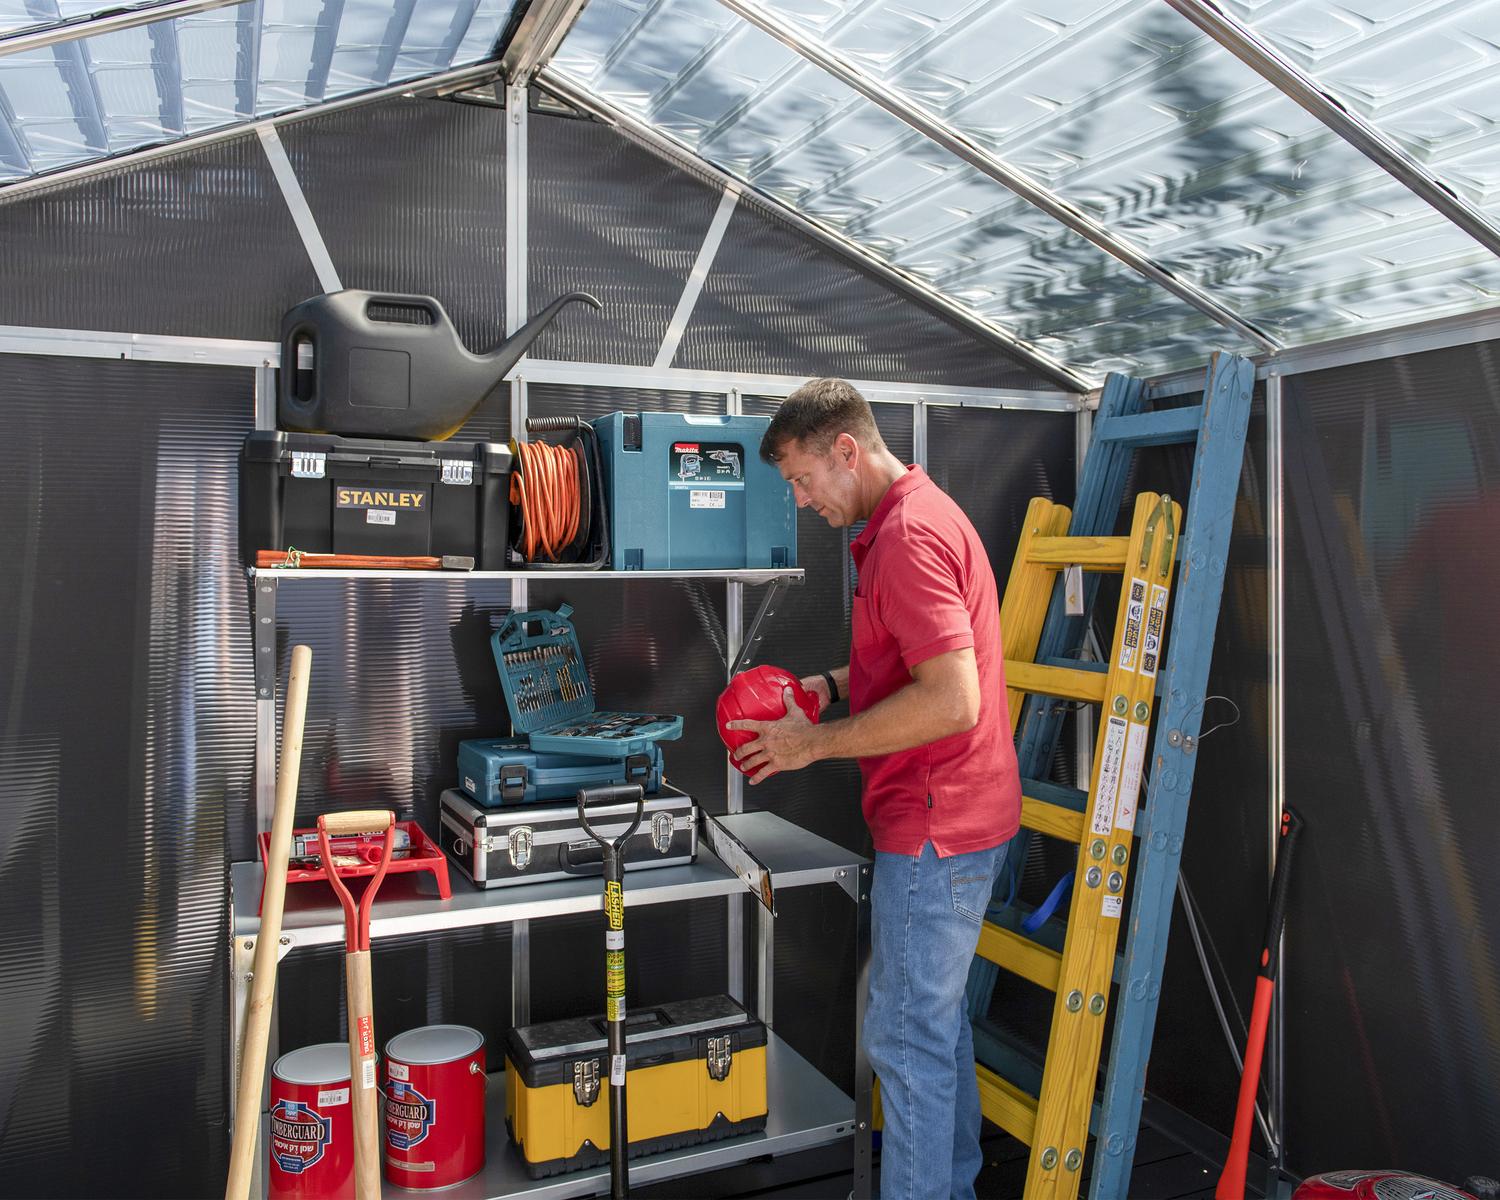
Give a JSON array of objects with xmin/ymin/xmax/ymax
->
[
  {"xmin": 457, "ymin": 737, "xmax": 663, "ymax": 807},
  {"xmin": 491, "ymin": 604, "xmax": 683, "ymax": 760}
]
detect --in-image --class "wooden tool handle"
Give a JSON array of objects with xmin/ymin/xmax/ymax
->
[
  {"xmin": 346, "ymin": 949, "xmax": 382, "ymax": 1200},
  {"xmin": 225, "ymin": 644, "xmax": 313, "ymax": 1200},
  {"xmin": 320, "ymin": 809, "xmax": 395, "ymax": 836}
]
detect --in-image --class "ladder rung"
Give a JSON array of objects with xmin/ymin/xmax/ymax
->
[
  {"xmin": 1093, "ymin": 406, "xmax": 1203, "ymax": 447},
  {"xmin": 977, "ymin": 1062, "xmax": 1038, "ymax": 1145},
  {"xmin": 977, "ymin": 920, "xmax": 1062, "ymax": 992},
  {"xmin": 1038, "ymin": 655, "xmax": 1105, "ymax": 674},
  {"xmin": 1020, "ymin": 778, "xmax": 1089, "ymax": 813},
  {"xmin": 1005, "ymin": 661, "xmax": 1108, "ymax": 704},
  {"xmin": 1021, "ymin": 794, "xmax": 1085, "ymax": 842},
  {"xmin": 1026, "ymin": 536, "xmax": 1129, "ymax": 568}
]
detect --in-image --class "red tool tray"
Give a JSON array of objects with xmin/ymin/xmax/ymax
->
[{"xmin": 257, "ymin": 819, "xmax": 451, "ymax": 913}]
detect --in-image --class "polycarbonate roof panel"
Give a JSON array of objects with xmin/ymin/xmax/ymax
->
[
  {"xmin": 551, "ymin": 0, "xmax": 1500, "ymax": 377},
  {"xmin": 0, "ymin": 0, "xmax": 518, "ymax": 182}
]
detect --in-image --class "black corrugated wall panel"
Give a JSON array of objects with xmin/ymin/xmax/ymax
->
[
  {"xmin": 528, "ymin": 109, "xmax": 722, "ymax": 364},
  {"xmin": 1279, "ymin": 345, "xmax": 1500, "ymax": 1181},
  {"xmin": 0, "ymin": 135, "xmax": 320, "ymax": 339},
  {"xmin": 0, "ymin": 356, "xmax": 253, "ymax": 1196}
]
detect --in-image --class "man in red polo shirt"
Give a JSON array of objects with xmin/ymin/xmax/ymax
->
[{"xmin": 726, "ymin": 378, "xmax": 1020, "ymax": 1200}]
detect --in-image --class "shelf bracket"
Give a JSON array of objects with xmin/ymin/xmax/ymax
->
[
  {"xmin": 254, "ymin": 574, "xmax": 278, "ymax": 700},
  {"xmin": 729, "ymin": 577, "xmax": 798, "ymax": 676}
]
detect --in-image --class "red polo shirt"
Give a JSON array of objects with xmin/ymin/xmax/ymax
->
[{"xmin": 848, "ymin": 466, "xmax": 1020, "ymax": 856}]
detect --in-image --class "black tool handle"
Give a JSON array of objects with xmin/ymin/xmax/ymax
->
[
  {"xmin": 579, "ymin": 784, "xmax": 644, "ymax": 1200},
  {"xmin": 1258, "ymin": 807, "xmax": 1303, "ymax": 983},
  {"xmin": 577, "ymin": 785, "xmax": 646, "ymax": 852}
]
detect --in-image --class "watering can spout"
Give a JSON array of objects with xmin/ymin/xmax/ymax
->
[{"xmin": 481, "ymin": 291, "xmax": 603, "ymax": 370}]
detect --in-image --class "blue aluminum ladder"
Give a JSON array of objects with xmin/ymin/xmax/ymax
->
[{"xmin": 964, "ymin": 350, "xmax": 1256, "ymax": 1199}]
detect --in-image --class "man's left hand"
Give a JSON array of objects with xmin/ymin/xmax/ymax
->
[{"xmin": 725, "ymin": 687, "xmax": 822, "ymax": 784}]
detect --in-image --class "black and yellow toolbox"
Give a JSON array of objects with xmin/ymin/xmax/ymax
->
[{"xmin": 504, "ymin": 995, "xmax": 768, "ymax": 1177}]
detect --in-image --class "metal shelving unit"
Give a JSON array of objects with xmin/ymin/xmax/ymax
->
[{"xmin": 230, "ymin": 566, "xmax": 876, "ymax": 1199}]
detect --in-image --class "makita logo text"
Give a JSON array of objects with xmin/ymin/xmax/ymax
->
[
  {"xmin": 272, "ymin": 1116, "xmax": 326, "ymax": 1143},
  {"xmin": 336, "ymin": 488, "xmax": 426, "ymax": 509}
]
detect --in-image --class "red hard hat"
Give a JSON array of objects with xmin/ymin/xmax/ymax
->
[
  {"xmin": 1292, "ymin": 1173, "xmax": 1478, "ymax": 1200},
  {"xmin": 716, "ymin": 665, "xmax": 819, "ymax": 772}
]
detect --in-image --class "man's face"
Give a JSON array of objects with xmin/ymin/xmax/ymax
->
[{"xmin": 776, "ymin": 435, "xmax": 859, "ymax": 527}]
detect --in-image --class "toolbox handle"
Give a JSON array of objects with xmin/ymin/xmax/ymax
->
[{"xmin": 577, "ymin": 784, "xmax": 645, "ymax": 852}]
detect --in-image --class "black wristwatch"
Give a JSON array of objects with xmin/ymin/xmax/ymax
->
[{"xmin": 821, "ymin": 670, "xmax": 840, "ymax": 705}]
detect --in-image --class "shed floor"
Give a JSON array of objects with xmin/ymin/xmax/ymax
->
[{"xmin": 635, "ymin": 1121, "xmax": 1260, "ymax": 1200}]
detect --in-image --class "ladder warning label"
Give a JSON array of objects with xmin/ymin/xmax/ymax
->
[
  {"xmin": 1102, "ymin": 895, "xmax": 1123, "ymax": 919},
  {"xmin": 1115, "ymin": 720, "xmax": 1149, "ymax": 832},
  {"xmin": 1119, "ymin": 578, "xmax": 1147, "ymax": 671},
  {"xmin": 1092, "ymin": 716, "xmax": 1128, "ymax": 836},
  {"xmin": 1141, "ymin": 583, "xmax": 1169, "ymax": 678}
]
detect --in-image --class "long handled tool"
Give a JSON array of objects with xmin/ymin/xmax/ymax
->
[
  {"xmin": 1216, "ymin": 807, "xmax": 1303, "ymax": 1200},
  {"xmin": 225, "ymin": 644, "xmax": 313, "ymax": 1200},
  {"xmin": 578, "ymin": 784, "xmax": 646, "ymax": 1200},
  {"xmin": 318, "ymin": 809, "xmax": 397, "ymax": 1200}
]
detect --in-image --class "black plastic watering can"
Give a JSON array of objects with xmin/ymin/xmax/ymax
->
[{"xmin": 278, "ymin": 289, "xmax": 602, "ymax": 440}]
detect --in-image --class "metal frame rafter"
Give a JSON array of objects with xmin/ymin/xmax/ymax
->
[
  {"xmin": 713, "ymin": 0, "xmax": 1281, "ymax": 356},
  {"xmin": 1163, "ymin": 0, "xmax": 1500, "ymax": 261},
  {"xmin": 0, "ymin": 0, "xmax": 250, "ymax": 59}
]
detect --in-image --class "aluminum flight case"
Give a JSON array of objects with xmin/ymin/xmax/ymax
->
[{"xmin": 439, "ymin": 786, "xmax": 696, "ymax": 888}]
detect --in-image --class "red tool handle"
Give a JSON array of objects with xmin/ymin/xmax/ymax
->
[
  {"xmin": 317, "ymin": 810, "xmax": 396, "ymax": 952},
  {"xmin": 1216, "ymin": 808, "xmax": 1302, "ymax": 1200}
]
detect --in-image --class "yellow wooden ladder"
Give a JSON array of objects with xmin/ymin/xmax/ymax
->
[{"xmin": 977, "ymin": 490, "xmax": 1181, "ymax": 1200}]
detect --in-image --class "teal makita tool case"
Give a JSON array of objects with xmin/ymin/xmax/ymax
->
[{"xmin": 491, "ymin": 604, "xmax": 683, "ymax": 760}]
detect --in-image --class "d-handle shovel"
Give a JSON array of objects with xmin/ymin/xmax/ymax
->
[{"xmin": 578, "ymin": 783, "xmax": 646, "ymax": 1200}]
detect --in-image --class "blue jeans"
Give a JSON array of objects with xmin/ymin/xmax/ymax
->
[{"xmin": 866, "ymin": 840, "xmax": 1004, "ymax": 1200}]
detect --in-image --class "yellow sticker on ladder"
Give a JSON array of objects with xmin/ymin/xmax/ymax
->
[
  {"xmin": 1141, "ymin": 583, "xmax": 1169, "ymax": 679},
  {"xmin": 1091, "ymin": 716, "xmax": 1128, "ymax": 837},
  {"xmin": 1118, "ymin": 578, "xmax": 1147, "ymax": 672},
  {"xmin": 1114, "ymin": 721, "xmax": 1149, "ymax": 833}
]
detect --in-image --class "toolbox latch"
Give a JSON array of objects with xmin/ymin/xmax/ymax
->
[
  {"xmin": 706, "ymin": 1035, "xmax": 732, "ymax": 1082},
  {"xmin": 500, "ymin": 763, "xmax": 528, "ymax": 803},
  {"xmin": 623, "ymin": 414, "xmax": 643, "ymax": 452},
  {"xmin": 573, "ymin": 1059, "xmax": 600, "ymax": 1107},
  {"xmin": 651, "ymin": 811, "xmax": 675, "ymax": 854},
  {"xmin": 440, "ymin": 459, "xmax": 474, "ymax": 485},
  {"xmin": 508, "ymin": 826, "xmax": 533, "ymax": 869},
  {"xmin": 625, "ymin": 752, "xmax": 651, "ymax": 782},
  {"xmin": 290, "ymin": 451, "xmax": 326, "ymax": 479}
]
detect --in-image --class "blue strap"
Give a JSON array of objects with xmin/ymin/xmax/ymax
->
[{"xmin": 1021, "ymin": 871, "xmax": 1074, "ymax": 934}]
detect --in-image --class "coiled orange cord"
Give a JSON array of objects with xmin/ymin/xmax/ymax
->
[{"xmin": 511, "ymin": 439, "xmax": 582, "ymax": 561}]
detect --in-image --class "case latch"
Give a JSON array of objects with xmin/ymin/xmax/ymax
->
[
  {"xmin": 706, "ymin": 1035, "xmax": 732, "ymax": 1081},
  {"xmin": 651, "ymin": 811, "xmax": 675, "ymax": 854},
  {"xmin": 573, "ymin": 1059, "xmax": 600, "ymax": 1106},
  {"xmin": 625, "ymin": 752, "xmax": 651, "ymax": 782},
  {"xmin": 508, "ymin": 826, "xmax": 533, "ymax": 869},
  {"xmin": 500, "ymin": 763, "xmax": 528, "ymax": 803},
  {"xmin": 290, "ymin": 451, "xmax": 326, "ymax": 479},
  {"xmin": 440, "ymin": 459, "xmax": 473, "ymax": 485}
]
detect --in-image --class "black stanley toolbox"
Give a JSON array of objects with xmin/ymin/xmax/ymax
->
[
  {"xmin": 239, "ymin": 430, "xmax": 511, "ymax": 567},
  {"xmin": 439, "ymin": 785, "xmax": 696, "ymax": 888},
  {"xmin": 505, "ymin": 995, "xmax": 768, "ymax": 1177}
]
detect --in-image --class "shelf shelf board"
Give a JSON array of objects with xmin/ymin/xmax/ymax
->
[
  {"xmin": 249, "ymin": 567, "xmax": 805, "ymax": 583},
  {"xmin": 258, "ymin": 1033, "xmax": 855, "ymax": 1199},
  {"xmin": 233, "ymin": 811, "xmax": 865, "ymax": 950}
]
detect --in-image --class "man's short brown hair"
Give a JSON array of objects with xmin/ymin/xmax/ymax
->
[{"xmin": 760, "ymin": 378, "xmax": 883, "ymax": 463}]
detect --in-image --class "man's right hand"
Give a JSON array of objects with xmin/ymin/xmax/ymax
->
[{"xmin": 800, "ymin": 674, "xmax": 832, "ymax": 715}]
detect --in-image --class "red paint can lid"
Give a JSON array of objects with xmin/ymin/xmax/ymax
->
[
  {"xmin": 385, "ymin": 1024, "xmax": 484, "ymax": 1066},
  {"xmin": 273, "ymin": 1043, "xmax": 351, "ymax": 1087}
]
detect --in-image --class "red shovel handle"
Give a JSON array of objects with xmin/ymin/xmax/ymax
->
[{"xmin": 317, "ymin": 810, "xmax": 396, "ymax": 952}]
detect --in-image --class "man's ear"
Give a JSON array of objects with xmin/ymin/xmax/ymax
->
[{"xmin": 835, "ymin": 431, "xmax": 860, "ymax": 468}]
